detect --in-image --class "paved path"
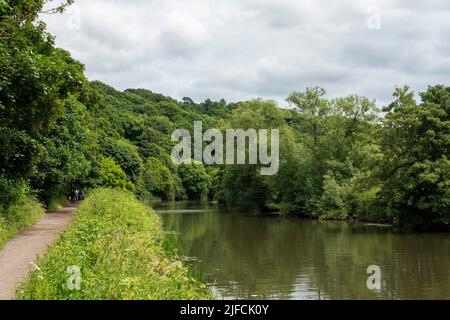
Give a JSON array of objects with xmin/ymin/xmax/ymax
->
[{"xmin": 0, "ymin": 203, "xmax": 77, "ymax": 300}]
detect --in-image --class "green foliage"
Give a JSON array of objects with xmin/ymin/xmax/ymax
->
[
  {"xmin": 0, "ymin": 176, "xmax": 44, "ymax": 248},
  {"xmin": 206, "ymin": 167, "xmax": 222, "ymax": 199},
  {"xmin": 218, "ymin": 165, "xmax": 271, "ymax": 212},
  {"xmin": 30, "ymin": 98, "xmax": 95, "ymax": 204},
  {"xmin": 0, "ymin": 1, "xmax": 91, "ymax": 205},
  {"xmin": 216, "ymin": 99, "xmax": 291, "ymax": 211},
  {"xmin": 47, "ymin": 195, "xmax": 69, "ymax": 212},
  {"xmin": 101, "ymin": 138, "xmax": 143, "ymax": 184},
  {"xmin": 196, "ymin": 98, "xmax": 234, "ymax": 119},
  {"xmin": 0, "ymin": 128, "xmax": 39, "ymax": 179},
  {"xmin": 317, "ymin": 173, "xmax": 352, "ymax": 220},
  {"xmin": 177, "ymin": 163, "xmax": 211, "ymax": 199},
  {"xmin": 95, "ymin": 158, "xmax": 134, "ymax": 191},
  {"xmin": 0, "ymin": 2, "xmax": 86, "ymax": 137},
  {"xmin": 378, "ymin": 86, "xmax": 450, "ymax": 231},
  {"xmin": 315, "ymin": 168, "xmax": 381, "ymax": 222},
  {"xmin": 273, "ymin": 88, "xmax": 382, "ymax": 218},
  {"xmin": 140, "ymin": 157, "xmax": 176, "ymax": 200},
  {"xmin": 17, "ymin": 189, "xmax": 211, "ymax": 300}
]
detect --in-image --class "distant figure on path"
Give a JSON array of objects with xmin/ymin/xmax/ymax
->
[{"xmin": 69, "ymin": 190, "xmax": 76, "ymax": 203}]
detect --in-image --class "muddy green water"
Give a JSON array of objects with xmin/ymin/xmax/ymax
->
[{"xmin": 155, "ymin": 201, "xmax": 450, "ymax": 300}]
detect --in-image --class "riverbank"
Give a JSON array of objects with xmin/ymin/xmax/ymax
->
[{"xmin": 17, "ymin": 189, "xmax": 211, "ymax": 300}]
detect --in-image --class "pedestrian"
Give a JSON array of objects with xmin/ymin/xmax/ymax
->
[{"xmin": 69, "ymin": 190, "xmax": 76, "ymax": 202}]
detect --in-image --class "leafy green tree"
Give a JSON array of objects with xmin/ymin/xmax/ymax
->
[
  {"xmin": 378, "ymin": 86, "xmax": 450, "ymax": 230},
  {"xmin": 0, "ymin": 128, "xmax": 39, "ymax": 179},
  {"xmin": 206, "ymin": 167, "xmax": 222, "ymax": 200},
  {"xmin": 101, "ymin": 139, "xmax": 143, "ymax": 184},
  {"xmin": 177, "ymin": 163, "xmax": 210, "ymax": 199},
  {"xmin": 0, "ymin": 1, "xmax": 87, "ymax": 205},
  {"xmin": 218, "ymin": 165, "xmax": 271, "ymax": 212},
  {"xmin": 287, "ymin": 87, "xmax": 331, "ymax": 144},
  {"xmin": 283, "ymin": 88, "xmax": 381, "ymax": 217},
  {"xmin": 140, "ymin": 157, "xmax": 175, "ymax": 200},
  {"xmin": 96, "ymin": 157, "xmax": 134, "ymax": 191},
  {"xmin": 29, "ymin": 98, "xmax": 96, "ymax": 203},
  {"xmin": 317, "ymin": 172, "xmax": 351, "ymax": 219},
  {"xmin": 217, "ymin": 99, "xmax": 292, "ymax": 212},
  {"xmin": 0, "ymin": 1, "xmax": 85, "ymax": 138}
]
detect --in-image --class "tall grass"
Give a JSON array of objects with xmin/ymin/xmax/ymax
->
[
  {"xmin": 47, "ymin": 195, "xmax": 69, "ymax": 212},
  {"xmin": 17, "ymin": 188, "xmax": 212, "ymax": 300},
  {"xmin": 0, "ymin": 178, "xmax": 44, "ymax": 249}
]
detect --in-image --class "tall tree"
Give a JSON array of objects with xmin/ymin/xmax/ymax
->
[
  {"xmin": 378, "ymin": 86, "xmax": 450, "ymax": 230},
  {"xmin": 0, "ymin": 0, "xmax": 85, "ymax": 179}
]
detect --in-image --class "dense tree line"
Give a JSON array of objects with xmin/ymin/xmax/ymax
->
[
  {"xmin": 0, "ymin": 1, "xmax": 448, "ymax": 232},
  {"xmin": 217, "ymin": 87, "xmax": 449, "ymax": 231}
]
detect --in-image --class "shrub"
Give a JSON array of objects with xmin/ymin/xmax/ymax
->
[
  {"xmin": 47, "ymin": 195, "xmax": 69, "ymax": 212},
  {"xmin": 177, "ymin": 163, "xmax": 211, "ymax": 199},
  {"xmin": 0, "ymin": 176, "xmax": 44, "ymax": 248},
  {"xmin": 95, "ymin": 157, "xmax": 135, "ymax": 191},
  {"xmin": 140, "ymin": 157, "xmax": 176, "ymax": 200},
  {"xmin": 101, "ymin": 138, "xmax": 143, "ymax": 184}
]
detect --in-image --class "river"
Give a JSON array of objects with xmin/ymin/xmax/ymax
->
[{"xmin": 155, "ymin": 200, "xmax": 450, "ymax": 300}]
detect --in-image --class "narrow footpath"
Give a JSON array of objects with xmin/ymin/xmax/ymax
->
[{"xmin": 0, "ymin": 203, "xmax": 77, "ymax": 300}]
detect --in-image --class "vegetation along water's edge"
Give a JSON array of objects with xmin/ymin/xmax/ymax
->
[{"xmin": 16, "ymin": 189, "xmax": 212, "ymax": 300}]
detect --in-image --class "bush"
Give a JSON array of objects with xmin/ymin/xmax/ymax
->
[
  {"xmin": 95, "ymin": 157, "xmax": 135, "ymax": 191},
  {"xmin": 177, "ymin": 163, "xmax": 211, "ymax": 199},
  {"xmin": 140, "ymin": 157, "xmax": 176, "ymax": 200},
  {"xmin": 101, "ymin": 138, "xmax": 143, "ymax": 184},
  {"xmin": 47, "ymin": 195, "xmax": 69, "ymax": 212},
  {"xmin": 317, "ymin": 173, "xmax": 351, "ymax": 220},
  {"xmin": 0, "ymin": 128, "xmax": 39, "ymax": 180},
  {"xmin": 17, "ymin": 189, "xmax": 211, "ymax": 300},
  {"xmin": 0, "ymin": 176, "xmax": 44, "ymax": 248}
]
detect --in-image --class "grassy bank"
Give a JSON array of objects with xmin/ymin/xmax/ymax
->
[
  {"xmin": 17, "ymin": 189, "xmax": 211, "ymax": 300},
  {"xmin": 0, "ymin": 180, "xmax": 45, "ymax": 249},
  {"xmin": 47, "ymin": 195, "xmax": 70, "ymax": 212}
]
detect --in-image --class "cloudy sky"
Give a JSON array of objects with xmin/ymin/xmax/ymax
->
[{"xmin": 42, "ymin": 0, "xmax": 450, "ymax": 106}]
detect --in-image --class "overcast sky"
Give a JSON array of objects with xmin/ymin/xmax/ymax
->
[{"xmin": 41, "ymin": 0, "xmax": 450, "ymax": 106}]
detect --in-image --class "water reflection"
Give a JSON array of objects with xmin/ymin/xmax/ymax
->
[{"xmin": 155, "ymin": 201, "xmax": 450, "ymax": 300}]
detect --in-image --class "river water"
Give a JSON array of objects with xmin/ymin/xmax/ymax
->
[{"xmin": 155, "ymin": 200, "xmax": 450, "ymax": 300}]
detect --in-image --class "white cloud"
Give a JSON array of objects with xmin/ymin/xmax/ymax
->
[{"xmin": 41, "ymin": 0, "xmax": 450, "ymax": 106}]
